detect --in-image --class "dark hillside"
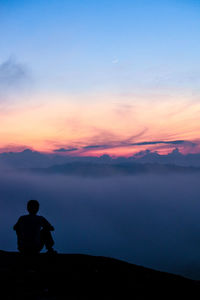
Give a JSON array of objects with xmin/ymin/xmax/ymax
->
[{"xmin": 0, "ymin": 251, "xmax": 199, "ymax": 299}]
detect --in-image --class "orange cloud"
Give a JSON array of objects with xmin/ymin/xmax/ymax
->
[{"xmin": 0, "ymin": 92, "xmax": 199, "ymax": 156}]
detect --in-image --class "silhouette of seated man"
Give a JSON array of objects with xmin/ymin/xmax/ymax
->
[{"xmin": 14, "ymin": 200, "xmax": 56, "ymax": 254}]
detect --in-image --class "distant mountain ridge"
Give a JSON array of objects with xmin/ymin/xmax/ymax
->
[
  {"xmin": 28, "ymin": 161, "xmax": 200, "ymax": 177},
  {"xmin": 1, "ymin": 148, "xmax": 200, "ymax": 170}
]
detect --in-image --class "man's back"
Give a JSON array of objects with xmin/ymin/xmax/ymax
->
[{"xmin": 14, "ymin": 213, "xmax": 54, "ymax": 252}]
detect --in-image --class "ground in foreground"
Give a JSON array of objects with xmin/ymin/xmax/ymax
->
[{"xmin": 0, "ymin": 250, "xmax": 199, "ymax": 299}]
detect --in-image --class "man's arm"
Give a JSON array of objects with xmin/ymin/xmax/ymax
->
[{"xmin": 41, "ymin": 217, "xmax": 54, "ymax": 231}]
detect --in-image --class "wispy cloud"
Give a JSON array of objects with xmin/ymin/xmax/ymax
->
[
  {"xmin": 0, "ymin": 57, "xmax": 31, "ymax": 104},
  {"xmin": 0, "ymin": 144, "xmax": 32, "ymax": 153},
  {"xmin": 83, "ymin": 145, "xmax": 108, "ymax": 150},
  {"xmin": 82, "ymin": 139, "xmax": 196, "ymax": 151},
  {"xmin": 130, "ymin": 140, "xmax": 196, "ymax": 146},
  {"xmin": 0, "ymin": 57, "xmax": 29, "ymax": 89},
  {"xmin": 52, "ymin": 138, "xmax": 197, "ymax": 154},
  {"xmin": 54, "ymin": 147, "xmax": 79, "ymax": 152},
  {"xmin": 112, "ymin": 57, "xmax": 119, "ymax": 64}
]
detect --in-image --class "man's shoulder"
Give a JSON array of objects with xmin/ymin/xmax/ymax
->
[
  {"xmin": 20, "ymin": 214, "xmax": 43, "ymax": 218},
  {"xmin": 18, "ymin": 214, "xmax": 29, "ymax": 220},
  {"xmin": 39, "ymin": 216, "xmax": 50, "ymax": 223},
  {"xmin": 19, "ymin": 214, "xmax": 43, "ymax": 221},
  {"xmin": 38, "ymin": 215, "xmax": 46, "ymax": 220},
  {"xmin": 36, "ymin": 215, "xmax": 49, "ymax": 224},
  {"xmin": 15, "ymin": 215, "xmax": 29, "ymax": 225}
]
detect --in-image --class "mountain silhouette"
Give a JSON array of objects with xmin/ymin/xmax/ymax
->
[
  {"xmin": 1, "ymin": 148, "xmax": 200, "ymax": 169},
  {"xmin": 0, "ymin": 250, "xmax": 199, "ymax": 299},
  {"xmin": 28, "ymin": 161, "xmax": 200, "ymax": 177}
]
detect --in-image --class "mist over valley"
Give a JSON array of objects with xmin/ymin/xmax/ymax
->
[{"xmin": 1, "ymin": 167, "xmax": 200, "ymax": 280}]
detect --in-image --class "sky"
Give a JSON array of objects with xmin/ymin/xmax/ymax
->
[{"xmin": 0, "ymin": 0, "xmax": 200, "ymax": 156}]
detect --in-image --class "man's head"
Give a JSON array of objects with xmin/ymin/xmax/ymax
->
[{"xmin": 27, "ymin": 200, "xmax": 39, "ymax": 215}]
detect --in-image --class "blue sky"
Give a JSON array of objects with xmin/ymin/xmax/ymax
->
[{"xmin": 1, "ymin": 0, "xmax": 200, "ymax": 94}]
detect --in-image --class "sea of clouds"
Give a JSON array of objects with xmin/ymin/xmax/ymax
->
[{"xmin": 1, "ymin": 171, "xmax": 200, "ymax": 279}]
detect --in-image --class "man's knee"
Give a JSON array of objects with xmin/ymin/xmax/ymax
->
[{"xmin": 40, "ymin": 229, "xmax": 54, "ymax": 249}]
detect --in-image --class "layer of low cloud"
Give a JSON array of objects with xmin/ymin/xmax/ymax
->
[{"xmin": 2, "ymin": 171, "xmax": 200, "ymax": 280}]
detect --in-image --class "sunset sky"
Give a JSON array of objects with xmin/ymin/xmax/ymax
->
[{"xmin": 0, "ymin": 0, "xmax": 200, "ymax": 156}]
